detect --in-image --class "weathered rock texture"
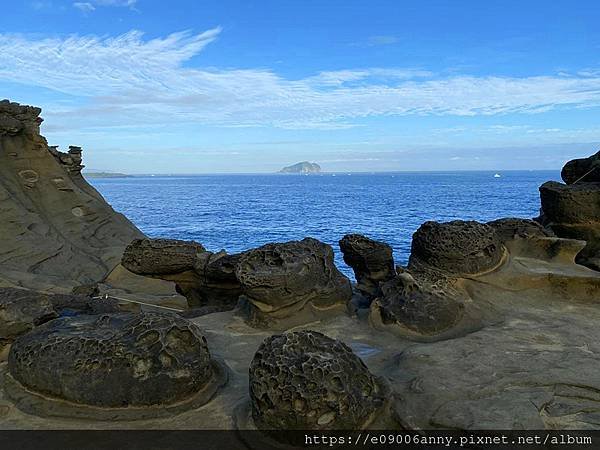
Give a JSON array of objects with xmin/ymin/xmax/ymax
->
[
  {"xmin": 408, "ymin": 220, "xmax": 505, "ymax": 276},
  {"xmin": 339, "ymin": 234, "xmax": 395, "ymax": 300},
  {"xmin": 8, "ymin": 312, "xmax": 214, "ymax": 408},
  {"xmin": 368, "ymin": 220, "xmax": 505, "ymax": 340},
  {"xmin": 0, "ymin": 100, "xmax": 143, "ymax": 292},
  {"xmin": 487, "ymin": 218, "xmax": 554, "ymax": 243},
  {"xmin": 236, "ymin": 238, "xmax": 352, "ymax": 328},
  {"xmin": 0, "ymin": 288, "xmax": 57, "ymax": 346},
  {"xmin": 561, "ymin": 150, "xmax": 600, "ymax": 184},
  {"xmin": 249, "ymin": 330, "xmax": 385, "ymax": 430},
  {"xmin": 540, "ymin": 179, "xmax": 600, "ymax": 271},
  {"xmin": 371, "ymin": 272, "xmax": 464, "ymax": 336},
  {"xmin": 122, "ymin": 238, "xmax": 242, "ymax": 308}
]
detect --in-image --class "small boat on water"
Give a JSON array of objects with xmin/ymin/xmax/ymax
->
[{"xmin": 494, "ymin": 173, "xmax": 502, "ymax": 178}]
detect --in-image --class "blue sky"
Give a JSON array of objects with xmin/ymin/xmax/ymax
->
[{"xmin": 2, "ymin": 0, "xmax": 600, "ymax": 173}]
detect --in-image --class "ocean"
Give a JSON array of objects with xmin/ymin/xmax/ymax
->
[{"xmin": 89, "ymin": 170, "xmax": 561, "ymax": 278}]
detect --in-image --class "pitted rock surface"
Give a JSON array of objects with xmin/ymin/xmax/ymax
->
[
  {"xmin": 249, "ymin": 330, "xmax": 384, "ymax": 430},
  {"xmin": 236, "ymin": 238, "xmax": 352, "ymax": 315},
  {"xmin": 122, "ymin": 238, "xmax": 242, "ymax": 308},
  {"xmin": 8, "ymin": 312, "xmax": 213, "ymax": 407},
  {"xmin": 561, "ymin": 150, "xmax": 600, "ymax": 184},
  {"xmin": 339, "ymin": 234, "xmax": 395, "ymax": 299},
  {"xmin": 0, "ymin": 288, "xmax": 58, "ymax": 344},
  {"xmin": 409, "ymin": 220, "xmax": 504, "ymax": 276},
  {"xmin": 122, "ymin": 238, "xmax": 206, "ymax": 275},
  {"xmin": 487, "ymin": 218, "xmax": 553, "ymax": 243},
  {"xmin": 373, "ymin": 273, "xmax": 463, "ymax": 335}
]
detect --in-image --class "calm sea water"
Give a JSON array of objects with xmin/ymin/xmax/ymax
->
[{"xmin": 90, "ymin": 171, "xmax": 560, "ymax": 278}]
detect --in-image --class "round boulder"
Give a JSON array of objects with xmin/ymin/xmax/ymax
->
[
  {"xmin": 373, "ymin": 274, "xmax": 464, "ymax": 335},
  {"xmin": 409, "ymin": 220, "xmax": 504, "ymax": 276},
  {"xmin": 236, "ymin": 238, "xmax": 352, "ymax": 326},
  {"xmin": 8, "ymin": 312, "xmax": 216, "ymax": 410},
  {"xmin": 249, "ymin": 330, "xmax": 385, "ymax": 430}
]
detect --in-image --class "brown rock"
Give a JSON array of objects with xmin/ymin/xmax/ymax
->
[{"xmin": 0, "ymin": 100, "xmax": 143, "ymax": 292}]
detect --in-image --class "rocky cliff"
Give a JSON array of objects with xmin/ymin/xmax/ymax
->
[{"xmin": 0, "ymin": 100, "xmax": 144, "ymax": 292}]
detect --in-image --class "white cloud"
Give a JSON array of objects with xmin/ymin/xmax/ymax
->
[
  {"xmin": 2, "ymin": 29, "xmax": 600, "ymax": 130},
  {"xmin": 73, "ymin": 2, "xmax": 95, "ymax": 13},
  {"xmin": 73, "ymin": 0, "xmax": 136, "ymax": 12},
  {"xmin": 94, "ymin": 0, "xmax": 136, "ymax": 5}
]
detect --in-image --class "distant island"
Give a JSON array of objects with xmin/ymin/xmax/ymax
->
[
  {"xmin": 279, "ymin": 161, "xmax": 321, "ymax": 174},
  {"xmin": 84, "ymin": 171, "xmax": 132, "ymax": 179}
]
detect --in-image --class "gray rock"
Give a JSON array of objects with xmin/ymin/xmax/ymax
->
[
  {"xmin": 372, "ymin": 273, "xmax": 463, "ymax": 336},
  {"xmin": 339, "ymin": 234, "xmax": 395, "ymax": 300},
  {"xmin": 487, "ymin": 218, "xmax": 553, "ymax": 243},
  {"xmin": 0, "ymin": 288, "xmax": 57, "ymax": 344},
  {"xmin": 561, "ymin": 150, "xmax": 600, "ymax": 184},
  {"xmin": 409, "ymin": 220, "xmax": 504, "ymax": 276},
  {"xmin": 122, "ymin": 238, "xmax": 242, "ymax": 308},
  {"xmin": 249, "ymin": 330, "xmax": 385, "ymax": 430},
  {"xmin": 8, "ymin": 312, "xmax": 214, "ymax": 408},
  {"xmin": 236, "ymin": 238, "xmax": 352, "ymax": 327},
  {"xmin": 122, "ymin": 238, "xmax": 206, "ymax": 275}
]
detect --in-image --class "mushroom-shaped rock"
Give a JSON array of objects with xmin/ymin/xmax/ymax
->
[
  {"xmin": 370, "ymin": 273, "xmax": 464, "ymax": 336},
  {"xmin": 249, "ymin": 330, "xmax": 385, "ymax": 430},
  {"xmin": 0, "ymin": 288, "xmax": 58, "ymax": 346},
  {"xmin": 408, "ymin": 220, "xmax": 504, "ymax": 276},
  {"xmin": 7, "ymin": 312, "xmax": 222, "ymax": 417},
  {"xmin": 539, "ymin": 181, "xmax": 600, "ymax": 270},
  {"xmin": 561, "ymin": 150, "xmax": 600, "ymax": 184},
  {"xmin": 339, "ymin": 234, "xmax": 395, "ymax": 300},
  {"xmin": 122, "ymin": 238, "xmax": 242, "ymax": 308},
  {"xmin": 236, "ymin": 238, "xmax": 352, "ymax": 327}
]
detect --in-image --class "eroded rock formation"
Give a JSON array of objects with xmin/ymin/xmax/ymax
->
[
  {"xmin": 408, "ymin": 220, "xmax": 505, "ymax": 276},
  {"xmin": 0, "ymin": 100, "xmax": 143, "ymax": 292},
  {"xmin": 369, "ymin": 220, "xmax": 504, "ymax": 339},
  {"xmin": 249, "ymin": 330, "xmax": 386, "ymax": 430},
  {"xmin": 0, "ymin": 288, "xmax": 58, "ymax": 349},
  {"xmin": 236, "ymin": 238, "xmax": 352, "ymax": 328},
  {"xmin": 122, "ymin": 238, "xmax": 242, "ymax": 308},
  {"xmin": 339, "ymin": 234, "xmax": 395, "ymax": 301},
  {"xmin": 6, "ymin": 311, "xmax": 225, "ymax": 419},
  {"xmin": 539, "ymin": 154, "xmax": 600, "ymax": 270},
  {"xmin": 561, "ymin": 150, "xmax": 600, "ymax": 184}
]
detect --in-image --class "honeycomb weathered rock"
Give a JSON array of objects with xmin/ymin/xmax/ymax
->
[
  {"xmin": 8, "ymin": 312, "xmax": 214, "ymax": 408},
  {"xmin": 236, "ymin": 238, "xmax": 352, "ymax": 326},
  {"xmin": 249, "ymin": 330, "xmax": 384, "ymax": 430},
  {"xmin": 409, "ymin": 220, "xmax": 504, "ymax": 276}
]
